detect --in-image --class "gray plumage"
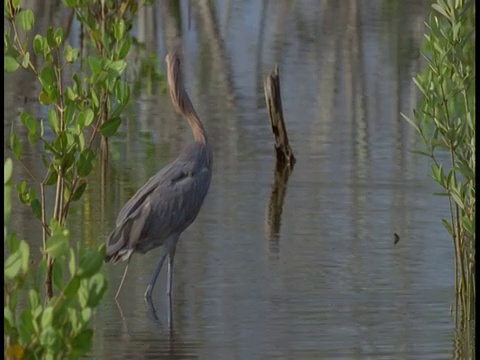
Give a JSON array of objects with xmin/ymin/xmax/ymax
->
[{"xmin": 105, "ymin": 53, "xmax": 213, "ymax": 300}]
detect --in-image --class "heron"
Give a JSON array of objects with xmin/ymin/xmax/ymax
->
[{"xmin": 105, "ymin": 52, "xmax": 213, "ymax": 301}]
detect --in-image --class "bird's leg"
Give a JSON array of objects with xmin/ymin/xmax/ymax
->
[
  {"xmin": 166, "ymin": 246, "xmax": 177, "ymax": 296},
  {"xmin": 144, "ymin": 251, "xmax": 168, "ymax": 300},
  {"xmin": 167, "ymin": 292, "xmax": 173, "ymax": 329},
  {"xmin": 115, "ymin": 257, "xmax": 131, "ymax": 300}
]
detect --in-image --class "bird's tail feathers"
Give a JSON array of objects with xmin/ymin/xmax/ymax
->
[
  {"xmin": 105, "ymin": 248, "xmax": 134, "ymax": 264},
  {"xmin": 104, "ymin": 226, "xmax": 133, "ymax": 264}
]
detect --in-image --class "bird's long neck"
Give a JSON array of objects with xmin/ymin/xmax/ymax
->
[
  {"xmin": 182, "ymin": 92, "xmax": 208, "ymax": 145},
  {"xmin": 166, "ymin": 53, "xmax": 208, "ymax": 146}
]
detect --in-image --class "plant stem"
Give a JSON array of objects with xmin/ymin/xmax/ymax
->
[{"xmin": 440, "ymin": 78, "xmax": 468, "ymax": 324}]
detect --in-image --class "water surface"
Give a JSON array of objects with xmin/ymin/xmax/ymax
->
[{"xmin": 4, "ymin": 1, "xmax": 461, "ymax": 358}]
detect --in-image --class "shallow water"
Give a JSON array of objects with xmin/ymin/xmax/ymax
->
[{"xmin": 4, "ymin": 0, "xmax": 464, "ymax": 358}]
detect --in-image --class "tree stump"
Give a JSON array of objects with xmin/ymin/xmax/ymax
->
[{"xmin": 263, "ymin": 65, "xmax": 296, "ymax": 169}]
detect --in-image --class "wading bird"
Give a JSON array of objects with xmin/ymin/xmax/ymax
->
[{"xmin": 105, "ymin": 52, "xmax": 213, "ymax": 301}]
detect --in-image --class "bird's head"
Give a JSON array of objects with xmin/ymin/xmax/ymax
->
[{"xmin": 165, "ymin": 52, "xmax": 184, "ymax": 115}]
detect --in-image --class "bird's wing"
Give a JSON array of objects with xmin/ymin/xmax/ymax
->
[
  {"xmin": 106, "ymin": 158, "xmax": 211, "ymax": 259},
  {"xmin": 105, "ymin": 196, "xmax": 153, "ymax": 262},
  {"xmin": 145, "ymin": 161, "xmax": 212, "ymax": 235},
  {"xmin": 115, "ymin": 161, "xmax": 176, "ymax": 226}
]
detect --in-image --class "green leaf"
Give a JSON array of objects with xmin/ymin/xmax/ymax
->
[
  {"xmin": 410, "ymin": 149, "xmax": 432, "ymax": 158},
  {"xmin": 442, "ymin": 219, "xmax": 454, "ymax": 236},
  {"xmin": 450, "ymin": 189, "xmax": 465, "ymax": 210},
  {"xmin": 401, "ymin": 112, "xmax": 420, "ymax": 133},
  {"xmin": 33, "ymin": 35, "xmax": 44, "ymax": 55},
  {"xmin": 113, "ymin": 20, "xmax": 126, "ymax": 41},
  {"xmin": 76, "ymin": 112, "xmax": 85, "ymax": 128},
  {"xmin": 22, "ymin": 52, "xmax": 30, "ymax": 68},
  {"xmin": 88, "ymin": 56, "xmax": 103, "ymax": 75},
  {"xmin": 63, "ymin": 276, "xmax": 80, "ymax": 299},
  {"xmin": 68, "ymin": 248, "xmax": 76, "ymax": 277},
  {"xmin": 46, "ymin": 27, "xmax": 56, "ymax": 48},
  {"xmin": 4, "ymin": 56, "xmax": 19, "ymax": 72},
  {"xmin": 5, "ymin": 36, "xmax": 20, "ymax": 59},
  {"xmin": 70, "ymin": 329, "xmax": 93, "ymax": 358},
  {"xmin": 28, "ymin": 289, "xmax": 40, "ymax": 310},
  {"xmin": 15, "ymin": 181, "xmax": 27, "ymax": 204},
  {"xmin": 54, "ymin": 28, "xmax": 63, "ymax": 46},
  {"xmin": 16, "ymin": 9, "xmax": 35, "ymax": 31},
  {"xmin": 108, "ymin": 60, "xmax": 127, "ymax": 76},
  {"xmin": 413, "ymin": 77, "xmax": 428, "ymax": 97},
  {"xmin": 64, "ymin": 103, "xmax": 76, "ymax": 126},
  {"xmin": 432, "ymin": 191, "xmax": 449, "ymax": 196},
  {"xmin": 28, "ymin": 132, "xmax": 39, "ymax": 145},
  {"xmin": 27, "ymin": 181, "xmax": 35, "ymax": 201},
  {"xmin": 18, "ymin": 180, "xmax": 27, "ymax": 195},
  {"xmin": 452, "ymin": 22, "xmax": 461, "ymax": 41},
  {"xmin": 84, "ymin": 109, "xmax": 94, "ymax": 127},
  {"xmin": 115, "ymin": 81, "xmax": 130, "ymax": 105},
  {"xmin": 455, "ymin": 161, "xmax": 474, "ymax": 181},
  {"xmin": 72, "ymin": 181, "xmax": 87, "ymax": 201},
  {"xmin": 99, "ymin": 117, "xmax": 121, "ymax": 137},
  {"xmin": 76, "ymin": 246, "xmax": 105, "ymax": 279},
  {"xmin": 78, "ymin": 132, "xmax": 85, "ymax": 151},
  {"xmin": 123, "ymin": 82, "xmax": 131, "ymax": 104},
  {"xmin": 48, "ymin": 108, "xmax": 59, "ymax": 134},
  {"xmin": 19, "ymin": 240, "xmax": 29, "ymax": 272},
  {"xmin": 78, "ymin": 279, "xmax": 88, "ymax": 308},
  {"xmin": 46, "ymin": 225, "xmax": 69, "ymax": 259},
  {"xmin": 61, "ymin": 147, "xmax": 76, "ymax": 170},
  {"xmin": 81, "ymin": 307, "xmax": 92, "ymax": 324},
  {"xmin": 446, "ymin": 169, "xmax": 455, "ymax": 187},
  {"xmin": 45, "ymin": 170, "xmax": 58, "ymax": 186},
  {"xmin": 67, "ymin": 308, "xmax": 78, "ymax": 332},
  {"xmin": 30, "ymin": 308, "xmax": 40, "ymax": 328},
  {"xmin": 110, "ymin": 104, "xmax": 125, "ymax": 119},
  {"xmin": 4, "ymin": 158, "xmax": 13, "ymax": 184},
  {"xmin": 461, "ymin": 215, "xmax": 474, "ymax": 236},
  {"xmin": 90, "ymin": 88, "xmax": 99, "ymax": 109},
  {"xmin": 431, "ymin": 138, "xmax": 448, "ymax": 149},
  {"xmin": 432, "ymin": 3, "xmax": 450, "ymax": 19},
  {"xmin": 86, "ymin": 273, "xmax": 107, "ymax": 307},
  {"xmin": 41, "ymin": 307, "xmax": 53, "ymax": 328},
  {"xmin": 4, "ymin": 250, "xmax": 22, "ymax": 278},
  {"xmin": 52, "ymin": 262, "xmax": 64, "ymax": 291},
  {"xmin": 6, "ymin": 233, "xmax": 20, "ymax": 255},
  {"xmin": 39, "ymin": 91, "xmax": 53, "ymax": 105},
  {"xmin": 66, "ymin": 86, "xmax": 76, "ymax": 101},
  {"xmin": 40, "ymin": 65, "xmax": 56, "ymax": 89},
  {"xmin": 117, "ymin": 39, "xmax": 131, "ymax": 59},
  {"xmin": 77, "ymin": 149, "xmax": 95, "ymax": 177},
  {"xmin": 64, "ymin": 0, "xmax": 77, "ymax": 7},
  {"xmin": 430, "ymin": 163, "xmax": 443, "ymax": 184},
  {"xmin": 5, "ymin": 0, "xmax": 20, "ymax": 18},
  {"xmin": 40, "ymin": 326, "xmax": 56, "ymax": 347},
  {"xmin": 5, "ymin": 171, "xmax": 12, "ymax": 223},
  {"xmin": 4, "ymin": 308, "xmax": 16, "ymax": 330},
  {"xmin": 18, "ymin": 310, "xmax": 35, "ymax": 344},
  {"xmin": 9, "ymin": 286, "xmax": 18, "ymax": 310},
  {"xmin": 73, "ymin": 73, "xmax": 82, "ymax": 93},
  {"xmin": 5, "ymin": 189, "xmax": 12, "ymax": 226},
  {"xmin": 21, "ymin": 111, "xmax": 37, "ymax": 135}
]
